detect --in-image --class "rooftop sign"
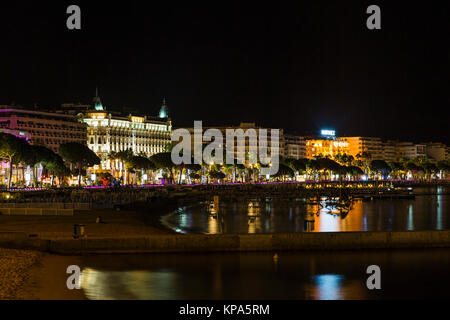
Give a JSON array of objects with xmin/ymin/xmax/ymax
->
[{"xmin": 321, "ymin": 129, "xmax": 335, "ymax": 137}]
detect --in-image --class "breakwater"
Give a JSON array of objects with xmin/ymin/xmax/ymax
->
[{"xmin": 2, "ymin": 230, "xmax": 450, "ymax": 254}]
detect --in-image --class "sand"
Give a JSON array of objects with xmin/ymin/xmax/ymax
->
[
  {"xmin": 0, "ymin": 207, "xmax": 172, "ymax": 299},
  {"xmin": 18, "ymin": 253, "xmax": 87, "ymax": 300},
  {"xmin": 0, "ymin": 208, "xmax": 171, "ymax": 240},
  {"xmin": 0, "ymin": 248, "xmax": 41, "ymax": 299}
]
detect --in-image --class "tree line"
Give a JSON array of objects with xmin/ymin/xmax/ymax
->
[
  {"xmin": 0, "ymin": 133, "xmax": 100, "ymax": 188},
  {"xmin": 1, "ymin": 132, "xmax": 449, "ymax": 188}
]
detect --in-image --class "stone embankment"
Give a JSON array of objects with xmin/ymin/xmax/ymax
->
[{"xmin": 2, "ymin": 230, "xmax": 450, "ymax": 255}]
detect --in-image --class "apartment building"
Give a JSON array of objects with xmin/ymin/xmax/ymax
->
[
  {"xmin": 284, "ymin": 134, "xmax": 306, "ymax": 160},
  {"xmin": 340, "ymin": 137, "xmax": 384, "ymax": 160},
  {"xmin": 0, "ymin": 105, "xmax": 87, "ymax": 153},
  {"xmin": 396, "ymin": 142, "xmax": 427, "ymax": 160},
  {"xmin": 184, "ymin": 122, "xmax": 285, "ymax": 164},
  {"xmin": 381, "ymin": 140, "xmax": 397, "ymax": 162},
  {"xmin": 424, "ymin": 142, "xmax": 448, "ymax": 162}
]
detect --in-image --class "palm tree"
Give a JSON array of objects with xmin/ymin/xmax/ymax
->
[
  {"xmin": 115, "ymin": 149, "xmax": 133, "ymax": 184},
  {"xmin": 334, "ymin": 153, "xmax": 345, "ymax": 165},
  {"xmin": 306, "ymin": 159, "xmax": 320, "ymax": 181},
  {"xmin": 361, "ymin": 152, "xmax": 372, "ymax": 176},
  {"xmin": 316, "ymin": 158, "xmax": 341, "ymax": 181},
  {"xmin": 404, "ymin": 162, "xmax": 421, "ymax": 179},
  {"xmin": 437, "ymin": 161, "xmax": 450, "ymax": 179},
  {"xmin": 344, "ymin": 154, "xmax": 354, "ymax": 166},
  {"xmin": 369, "ymin": 160, "xmax": 391, "ymax": 180},
  {"xmin": 388, "ymin": 161, "xmax": 403, "ymax": 179},
  {"xmin": 30, "ymin": 145, "xmax": 65, "ymax": 186},
  {"xmin": 348, "ymin": 166, "xmax": 364, "ymax": 180},
  {"xmin": 126, "ymin": 155, "xmax": 155, "ymax": 184},
  {"xmin": 422, "ymin": 162, "xmax": 437, "ymax": 181},
  {"xmin": 107, "ymin": 151, "xmax": 119, "ymax": 178},
  {"xmin": 273, "ymin": 164, "xmax": 295, "ymax": 182},
  {"xmin": 0, "ymin": 133, "xmax": 31, "ymax": 188},
  {"xmin": 59, "ymin": 142, "xmax": 100, "ymax": 186},
  {"xmin": 149, "ymin": 152, "xmax": 176, "ymax": 183},
  {"xmin": 208, "ymin": 170, "xmax": 226, "ymax": 183},
  {"xmin": 284, "ymin": 158, "xmax": 307, "ymax": 181},
  {"xmin": 221, "ymin": 163, "xmax": 235, "ymax": 182}
]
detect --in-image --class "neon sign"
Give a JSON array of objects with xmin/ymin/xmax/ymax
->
[{"xmin": 321, "ymin": 129, "xmax": 335, "ymax": 137}]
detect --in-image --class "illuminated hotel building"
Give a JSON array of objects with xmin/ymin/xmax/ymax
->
[
  {"xmin": 304, "ymin": 129, "xmax": 349, "ymax": 159},
  {"xmin": 82, "ymin": 94, "xmax": 172, "ymax": 172},
  {"xmin": 305, "ymin": 138, "xmax": 349, "ymax": 159},
  {"xmin": 340, "ymin": 137, "xmax": 384, "ymax": 160},
  {"xmin": 0, "ymin": 105, "xmax": 87, "ymax": 153}
]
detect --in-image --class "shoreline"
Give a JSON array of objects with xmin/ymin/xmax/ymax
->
[{"xmin": 19, "ymin": 253, "xmax": 87, "ymax": 300}]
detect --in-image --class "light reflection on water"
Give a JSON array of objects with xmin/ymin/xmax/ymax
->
[
  {"xmin": 437, "ymin": 186, "xmax": 443, "ymax": 230},
  {"xmin": 161, "ymin": 187, "xmax": 449, "ymax": 234},
  {"xmin": 310, "ymin": 274, "xmax": 344, "ymax": 300},
  {"xmin": 81, "ymin": 268, "xmax": 180, "ymax": 300},
  {"xmin": 77, "ymin": 249, "xmax": 450, "ymax": 300}
]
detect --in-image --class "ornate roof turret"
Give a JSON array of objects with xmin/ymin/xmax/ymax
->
[
  {"xmin": 92, "ymin": 87, "xmax": 104, "ymax": 111},
  {"xmin": 159, "ymin": 97, "xmax": 169, "ymax": 118}
]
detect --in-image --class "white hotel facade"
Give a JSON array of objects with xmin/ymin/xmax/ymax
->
[{"xmin": 82, "ymin": 94, "xmax": 172, "ymax": 173}]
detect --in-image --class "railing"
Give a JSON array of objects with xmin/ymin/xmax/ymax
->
[
  {"xmin": 0, "ymin": 202, "xmax": 90, "ymax": 209},
  {"xmin": 0, "ymin": 207, "xmax": 74, "ymax": 216}
]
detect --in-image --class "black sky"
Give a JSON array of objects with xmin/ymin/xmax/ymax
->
[{"xmin": 0, "ymin": 1, "xmax": 449, "ymax": 143}]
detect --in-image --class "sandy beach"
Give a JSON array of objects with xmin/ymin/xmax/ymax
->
[
  {"xmin": 0, "ymin": 248, "xmax": 42, "ymax": 299},
  {"xmin": 0, "ymin": 248, "xmax": 87, "ymax": 299},
  {"xmin": 0, "ymin": 208, "xmax": 172, "ymax": 240},
  {"xmin": 0, "ymin": 207, "xmax": 173, "ymax": 299}
]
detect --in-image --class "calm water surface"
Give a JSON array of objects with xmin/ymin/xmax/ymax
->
[
  {"xmin": 74, "ymin": 186, "xmax": 450, "ymax": 300},
  {"xmin": 161, "ymin": 186, "xmax": 450, "ymax": 233},
  {"xmin": 78, "ymin": 249, "xmax": 450, "ymax": 300}
]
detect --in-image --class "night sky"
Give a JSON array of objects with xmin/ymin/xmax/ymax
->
[{"xmin": 0, "ymin": 1, "xmax": 448, "ymax": 143}]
